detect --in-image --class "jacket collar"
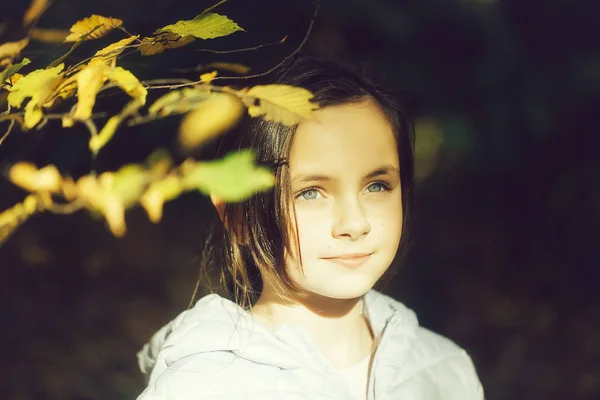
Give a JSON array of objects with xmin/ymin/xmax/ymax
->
[{"xmin": 138, "ymin": 289, "xmax": 419, "ymax": 380}]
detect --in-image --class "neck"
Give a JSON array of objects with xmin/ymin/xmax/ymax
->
[{"xmin": 250, "ymin": 285, "xmax": 374, "ymax": 368}]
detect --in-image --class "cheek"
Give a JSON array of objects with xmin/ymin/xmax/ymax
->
[
  {"xmin": 294, "ymin": 209, "xmax": 325, "ymax": 253},
  {"xmin": 285, "ymin": 208, "xmax": 325, "ymax": 262}
]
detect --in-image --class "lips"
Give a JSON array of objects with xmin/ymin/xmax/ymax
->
[{"xmin": 322, "ymin": 253, "xmax": 373, "ymax": 267}]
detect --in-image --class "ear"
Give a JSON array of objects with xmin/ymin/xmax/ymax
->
[{"xmin": 210, "ymin": 193, "xmax": 225, "ymax": 222}]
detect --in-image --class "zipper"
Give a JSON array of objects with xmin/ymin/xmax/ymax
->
[{"xmin": 366, "ymin": 313, "xmax": 401, "ymax": 400}]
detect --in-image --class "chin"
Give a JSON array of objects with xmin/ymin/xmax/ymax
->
[{"xmin": 308, "ymin": 281, "xmax": 376, "ymax": 301}]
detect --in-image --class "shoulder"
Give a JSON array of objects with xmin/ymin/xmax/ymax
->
[
  {"xmin": 392, "ymin": 327, "xmax": 484, "ymax": 399},
  {"xmin": 368, "ymin": 291, "xmax": 484, "ymax": 399},
  {"xmin": 138, "ymin": 351, "xmax": 302, "ymax": 400}
]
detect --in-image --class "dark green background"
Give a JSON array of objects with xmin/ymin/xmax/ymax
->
[{"xmin": 1, "ymin": 0, "xmax": 598, "ymax": 399}]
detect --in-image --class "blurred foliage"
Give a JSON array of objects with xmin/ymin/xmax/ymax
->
[{"xmin": 0, "ymin": 0, "xmax": 598, "ymax": 399}]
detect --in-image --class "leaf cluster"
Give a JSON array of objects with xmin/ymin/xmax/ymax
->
[{"xmin": 0, "ymin": 0, "xmax": 318, "ymax": 245}]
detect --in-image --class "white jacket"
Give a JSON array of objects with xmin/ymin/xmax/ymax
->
[{"xmin": 137, "ymin": 290, "xmax": 484, "ymax": 400}]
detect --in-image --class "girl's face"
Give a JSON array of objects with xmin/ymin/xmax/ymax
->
[{"xmin": 284, "ymin": 98, "xmax": 403, "ymax": 300}]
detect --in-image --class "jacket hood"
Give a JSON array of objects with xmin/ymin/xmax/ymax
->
[{"xmin": 137, "ymin": 290, "xmax": 419, "ymax": 382}]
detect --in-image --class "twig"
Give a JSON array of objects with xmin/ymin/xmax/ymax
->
[
  {"xmin": 192, "ymin": 36, "xmax": 286, "ymax": 54},
  {"xmin": 0, "ymin": 119, "xmax": 16, "ymax": 146},
  {"xmin": 0, "ymin": 113, "xmax": 23, "ymax": 123},
  {"xmin": 196, "ymin": 0, "xmax": 229, "ymax": 18},
  {"xmin": 142, "ymin": 0, "xmax": 320, "ymax": 89},
  {"xmin": 211, "ymin": 0, "xmax": 319, "ymax": 81},
  {"xmin": 141, "ymin": 78, "xmax": 195, "ymax": 88},
  {"xmin": 46, "ymin": 198, "xmax": 85, "ymax": 214}
]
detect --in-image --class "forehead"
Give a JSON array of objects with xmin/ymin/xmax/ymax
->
[{"xmin": 289, "ymin": 99, "xmax": 399, "ymax": 177}]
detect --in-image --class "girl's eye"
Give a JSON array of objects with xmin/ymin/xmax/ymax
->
[
  {"xmin": 298, "ymin": 188, "xmax": 321, "ymax": 200},
  {"xmin": 367, "ymin": 182, "xmax": 389, "ymax": 192}
]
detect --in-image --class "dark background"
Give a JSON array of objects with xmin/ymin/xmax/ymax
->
[{"xmin": 1, "ymin": 0, "xmax": 599, "ymax": 399}]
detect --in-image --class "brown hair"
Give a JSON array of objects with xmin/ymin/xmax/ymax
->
[{"xmin": 197, "ymin": 54, "xmax": 416, "ymax": 310}]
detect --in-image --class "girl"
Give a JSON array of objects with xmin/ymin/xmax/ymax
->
[{"xmin": 136, "ymin": 55, "xmax": 484, "ymax": 400}]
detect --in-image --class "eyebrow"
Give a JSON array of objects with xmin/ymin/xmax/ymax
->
[{"xmin": 291, "ymin": 165, "xmax": 400, "ymax": 184}]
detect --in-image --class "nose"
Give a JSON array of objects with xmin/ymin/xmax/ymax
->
[{"xmin": 332, "ymin": 195, "xmax": 371, "ymax": 241}]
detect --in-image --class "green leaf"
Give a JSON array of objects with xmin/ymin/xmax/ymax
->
[
  {"xmin": 156, "ymin": 13, "xmax": 244, "ymax": 40},
  {"xmin": 182, "ymin": 150, "xmax": 275, "ymax": 202},
  {"xmin": 0, "ymin": 58, "xmax": 31, "ymax": 88}
]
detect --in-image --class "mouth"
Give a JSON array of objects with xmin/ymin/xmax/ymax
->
[{"xmin": 322, "ymin": 253, "xmax": 373, "ymax": 267}]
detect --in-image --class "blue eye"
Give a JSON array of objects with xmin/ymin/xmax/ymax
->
[
  {"xmin": 367, "ymin": 182, "xmax": 388, "ymax": 192},
  {"xmin": 299, "ymin": 188, "xmax": 320, "ymax": 200}
]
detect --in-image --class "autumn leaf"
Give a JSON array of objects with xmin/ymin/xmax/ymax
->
[
  {"xmin": 155, "ymin": 13, "xmax": 244, "ymax": 40},
  {"xmin": 92, "ymin": 35, "xmax": 139, "ymax": 65},
  {"xmin": 243, "ymin": 85, "xmax": 317, "ymax": 126},
  {"xmin": 145, "ymin": 148, "xmax": 173, "ymax": 178},
  {"xmin": 148, "ymin": 87, "xmax": 211, "ymax": 117},
  {"xmin": 64, "ymin": 15, "xmax": 123, "ymax": 42},
  {"xmin": 178, "ymin": 92, "xmax": 244, "ymax": 150},
  {"xmin": 30, "ymin": 28, "xmax": 70, "ymax": 43},
  {"xmin": 0, "ymin": 195, "xmax": 39, "ymax": 246},
  {"xmin": 0, "ymin": 38, "xmax": 29, "ymax": 67},
  {"xmin": 7, "ymin": 63, "xmax": 64, "ymax": 129},
  {"xmin": 72, "ymin": 61, "xmax": 108, "ymax": 121},
  {"xmin": 181, "ymin": 150, "xmax": 274, "ymax": 202},
  {"xmin": 8, "ymin": 162, "xmax": 62, "ymax": 193},
  {"xmin": 77, "ymin": 174, "xmax": 127, "ymax": 237},
  {"xmin": 23, "ymin": 0, "xmax": 50, "ymax": 27},
  {"xmin": 200, "ymin": 70, "xmax": 217, "ymax": 83},
  {"xmin": 205, "ymin": 62, "xmax": 250, "ymax": 75},
  {"xmin": 139, "ymin": 175, "xmax": 182, "ymax": 223},
  {"xmin": 110, "ymin": 164, "xmax": 149, "ymax": 208},
  {"xmin": 89, "ymin": 99, "xmax": 143, "ymax": 153},
  {"xmin": 139, "ymin": 33, "xmax": 194, "ymax": 56},
  {"xmin": 0, "ymin": 58, "xmax": 31, "ymax": 88},
  {"xmin": 105, "ymin": 66, "xmax": 147, "ymax": 104}
]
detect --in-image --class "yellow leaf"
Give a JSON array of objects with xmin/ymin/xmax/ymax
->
[
  {"xmin": 139, "ymin": 33, "xmax": 194, "ymax": 56},
  {"xmin": 24, "ymin": 0, "xmax": 49, "ymax": 27},
  {"xmin": 0, "ymin": 195, "xmax": 39, "ymax": 245},
  {"xmin": 72, "ymin": 62, "xmax": 108, "ymax": 121},
  {"xmin": 156, "ymin": 13, "xmax": 244, "ymax": 40},
  {"xmin": 111, "ymin": 164, "xmax": 149, "ymax": 208},
  {"xmin": 105, "ymin": 66, "xmax": 147, "ymax": 104},
  {"xmin": 200, "ymin": 70, "xmax": 217, "ymax": 83},
  {"xmin": 7, "ymin": 63, "xmax": 64, "ymax": 107},
  {"xmin": 103, "ymin": 195, "xmax": 126, "ymax": 237},
  {"xmin": 77, "ymin": 175, "xmax": 126, "ymax": 237},
  {"xmin": 145, "ymin": 148, "xmax": 173, "ymax": 178},
  {"xmin": 92, "ymin": 35, "xmax": 139, "ymax": 64},
  {"xmin": 42, "ymin": 74, "xmax": 77, "ymax": 108},
  {"xmin": 243, "ymin": 85, "xmax": 317, "ymax": 126},
  {"xmin": 205, "ymin": 62, "xmax": 250, "ymax": 75},
  {"xmin": 7, "ymin": 73, "xmax": 24, "ymax": 85},
  {"xmin": 47, "ymin": 78, "xmax": 77, "ymax": 107},
  {"xmin": 0, "ymin": 38, "xmax": 29, "ymax": 67},
  {"xmin": 9, "ymin": 162, "xmax": 62, "ymax": 193},
  {"xmin": 139, "ymin": 175, "xmax": 182, "ymax": 223},
  {"xmin": 24, "ymin": 101, "xmax": 43, "ymax": 128},
  {"xmin": 178, "ymin": 92, "xmax": 244, "ymax": 150},
  {"xmin": 7, "ymin": 63, "xmax": 64, "ymax": 129},
  {"xmin": 89, "ymin": 99, "xmax": 143, "ymax": 152},
  {"xmin": 148, "ymin": 87, "xmax": 211, "ymax": 117},
  {"xmin": 30, "ymin": 28, "xmax": 69, "ymax": 42},
  {"xmin": 64, "ymin": 15, "xmax": 123, "ymax": 42}
]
